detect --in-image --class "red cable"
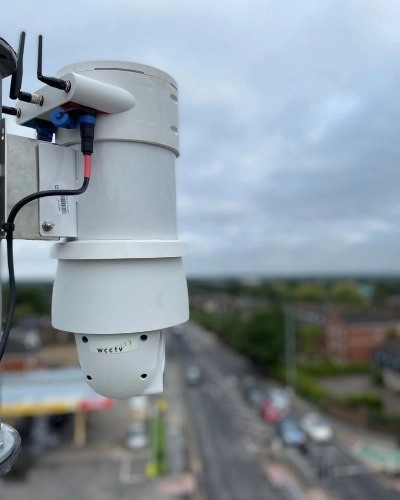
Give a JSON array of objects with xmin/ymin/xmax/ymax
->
[{"xmin": 84, "ymin": 154, "xmax": 92, "ymax": 178}]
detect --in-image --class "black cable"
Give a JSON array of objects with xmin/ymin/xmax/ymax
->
[
  {"xmin": 1, "ymin": 234, "xmax": 17, "ymax": 362},
  {"xmin": 57, "ymin": 108, "xmax": 90, "ymax": 115},
  {"xmin": 0, "ymin": 177, "xmax": 90, "ymax": 361},
  {"xmin": 7, "ymin": 178, "xmax": 89, "ymax": 227}
]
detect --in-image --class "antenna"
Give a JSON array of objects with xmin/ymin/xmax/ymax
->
[
  {"xmin": 9, "ymin": 31, "xmax": 43, "ymax": 105},
  {"xmin": 37, "ymin": 35, "xmax": 70, "ymax": 92},
  {"xmin": 1, "ymin": 106, "xmax": 20, "ymax": 117},
  {"xmin": 9, "ymin": 31, "xmax": 25, "ymax": 100}
]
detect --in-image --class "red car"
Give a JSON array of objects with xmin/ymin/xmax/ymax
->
[{"xmin": 260, "ymin": 400, "xmax": 283, "ymax": 423}]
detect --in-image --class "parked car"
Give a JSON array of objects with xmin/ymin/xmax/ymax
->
[
  {"xmin": 276, "ymin": 417, "xmax": 307, "ymax": 449},
  {"xmin": 126, "ymin": 422, "xmax": 148, "ymax": 449},
  {"xmin": 268, "ymin": 388, "xmax": 291, "ymax": 413},
  {"xmin": 300, "ymin": 413, "xmax": 333, "ymax": 443},
  {"xmin": 260, "ymin": 400, "xmax": 283, "ymax": 423},
  {"xmin": 185, "ymin": 365, "xmax": 202, "ymax": 386},
  {"xmin": 244, "ymin": 387, "xmax": 264, "ymax": 408}
]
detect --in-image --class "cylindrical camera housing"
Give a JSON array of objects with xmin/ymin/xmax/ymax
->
[{"xmin": 51, "ymin": 62, "xmax": 188, "ymax": 398}]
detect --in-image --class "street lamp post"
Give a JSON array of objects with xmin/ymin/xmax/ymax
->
[{"xmin": 284, "ymin": 305, "xmax": 296, "ymax": 391}]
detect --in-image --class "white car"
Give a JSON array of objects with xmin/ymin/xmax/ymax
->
[
  {"xmin": 300, "ymin": 413, "xmax": 333, "ymax": 443},
  {"xmin": 268, "ymin": 388, "xmax": 292, "ymax": 412}
]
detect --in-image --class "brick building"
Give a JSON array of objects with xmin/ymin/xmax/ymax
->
[{"xmin": 292, "ymin": 305, "xmax": 400, "ymax": 363}]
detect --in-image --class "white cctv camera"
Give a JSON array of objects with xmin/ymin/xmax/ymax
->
[
  {"xmin": 51, "ymin": 241, "xmax": 188, "ymax": 399},
  {"xmin": 13, "ymin": 59, "xmax": 189, "ymax": 399}
]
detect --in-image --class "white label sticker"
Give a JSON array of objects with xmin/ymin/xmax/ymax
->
[
  {"xmin": 90, "ymin": 337, "xmax": 139, "ymax": 354},
  {"xmin": 53, "ymin": 182, "xmax": 70, "ymax": 215}
]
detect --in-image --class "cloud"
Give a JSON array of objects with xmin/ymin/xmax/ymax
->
[{"xmin": 3, "ymin": 0, "xmax": 400, "ymax": 278}]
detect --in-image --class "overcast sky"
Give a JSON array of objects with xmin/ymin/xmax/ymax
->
[{"xmin": 2, "ymin": 0, "xmax": 400, "ymax": 279}]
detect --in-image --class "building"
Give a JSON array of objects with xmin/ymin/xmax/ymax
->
[
  {"xmin": 292, "ymin": 305, "xmax": 400, "ymax": 363},
  {"xmin": 2, "ymin": 327, "xmax": 44, "ymax": 371},
  {"xmin": 325, "ymin": 309, "xmax": 400, "ymax": 363},
  {"xmin": 0, "ymin": 367, "xmax": 113, "ymax": 446}
]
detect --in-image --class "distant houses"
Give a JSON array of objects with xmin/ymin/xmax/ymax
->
[
  {"xmin": 192, "ymin": 289, "xmax": 400, "ymax": 364},
  {"xmin": 2, "ymin": 315, "xmax": 74, "ymax": 372},
  {"xmin": 2, "ymin": 323, "xmax": 44, "ymax": 371},
  {"xmin": 191, "ymin": 291, "xmax": 268, "ymax": 318},
  {"xmin": 291, "ymin": 304, "xmax": 400, "ymax": 363}
]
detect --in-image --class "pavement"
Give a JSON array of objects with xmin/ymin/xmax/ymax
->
[
  {"xmin": 158, "ymin": 345, "xmax": 196, "ymax": 499},
  {"xmin": 293, "ymin": 391, "xmax": 400, "ymax": 480}
]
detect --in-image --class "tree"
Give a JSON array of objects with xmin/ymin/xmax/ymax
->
[
  {"xmin": 329, "ymin": 281, "xmax": 363, "ymax": 305},
  {"xmin": 2, "ymin": 284, "xmax": 52, "ymax": 326},
  {"xmin": 241, "ymin": 306, "xmax": 285, "ymax": 369},
  {"xmin": 293, "ymin": 282, "xmax": 324, "ymax": 303},
  {"xmin": 298, "ymin": 324, "xmax": 323, "ymax": 360}
]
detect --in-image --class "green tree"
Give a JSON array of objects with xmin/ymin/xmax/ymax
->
[
  {"xmin": 329, "ymin": 281, "xmax": 363, "ymax": 305},
  {"xmin": 13, "ymin": 303, "xmax": 36, "ymax": 325},
  {"xmin": 241, "ymin": 306, "xmax": 285, "ymax": 369},
  {"xmin": 2, "ymin": 283, "xmax": 52, "ymax": 326},
  {"xmin": 268, "ymin": 281, "xmax": 292, "ymax": 302},
  {"xmin": 298, "ymin": 324, "xmax": 323, "ymax": 360},
  {"xmin": 293, "ymin": 282, "xmax": 324, "ymax": 303}
]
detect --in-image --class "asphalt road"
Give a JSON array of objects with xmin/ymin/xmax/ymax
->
[
  {"xmin": 171, "ymin": 324, "xmax": 279, "ymax": 500},
  {"xmin": 173, "ymin": 322, "xmax": 399, "ymax": 500}
]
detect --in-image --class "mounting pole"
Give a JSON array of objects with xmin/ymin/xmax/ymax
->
[{"xmin": 0, "ymin": 35, "xmax": 21, "ymax": 477}]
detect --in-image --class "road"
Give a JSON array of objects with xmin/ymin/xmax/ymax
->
[
  {"xmin": 308, "ymin": 441, "xmax": 399, "ymax": 500},
  {"xmin": 171, "ymin": 324, "xmax": 279, "ymax": 500},
  {"xmin": 173, "ymin": 322, "xmax": 399, "ymax": 500}
]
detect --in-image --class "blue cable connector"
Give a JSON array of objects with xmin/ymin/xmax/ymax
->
[
  {"xmin": 49, "ymin": 107, "xmax": 96, "ymax": 154},
  {"xmin": 50, "ymin": 108, "xmax": 77, "ymax": 129},
  {"xmin": 36, "ymin": 124, "xmax": 54, "ymax": 142}
]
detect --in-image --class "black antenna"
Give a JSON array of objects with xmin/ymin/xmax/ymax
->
[
  {"xmin": 9, "ymin": 31, "xmax": 26, "ymax": 100},
  {"xmin": 37, "ymin": 35, "xmax": 70, "ymax": 91},
  {"xmin": 2, "ymin": 106, "xmax": 20, "ymax": 117},
  {"xmin": 9, "ymin": 31, "xmax": 43, "ymax": 105}
]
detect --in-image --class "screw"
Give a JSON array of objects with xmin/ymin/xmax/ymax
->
[{"xmin": 42, "ymin": 221, "xmax": 55, "ymax": 232}]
